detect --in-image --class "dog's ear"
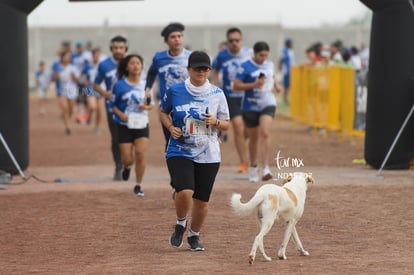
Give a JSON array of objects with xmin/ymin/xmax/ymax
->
[
  {"xmin": 306, "ymin": 173, "xmax": 314, "ymax": 184},
  {"xmin": 281, "ymin": 174, "xmax": 293, "ymax": 184}
]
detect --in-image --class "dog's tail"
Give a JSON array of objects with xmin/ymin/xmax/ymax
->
[{"xmin": 230, "ymin": 192, "xmax": 264, "ymax": 216}]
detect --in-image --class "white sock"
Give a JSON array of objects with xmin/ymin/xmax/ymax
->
[
  {"xmin": 176, "ymin": 216, "xmax": 187, "ymax": 228},
  {"xmin": 188, "ymin": 228, "xmax": 199, "ymax": 237}
]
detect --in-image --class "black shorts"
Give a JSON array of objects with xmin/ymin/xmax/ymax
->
[
  {"xmin": 226, "ymin": 96, "xmax": 243, "ymax": 119},
  {"xmin": 117, "ymin": 123, "xmax": 149, "ymax": 143},
  {"xmin": 242, "ymin": 105, "xmax": 276, "ymax": 128},
  {"xmin": 167, "ymin": 157, "xmax": 220, "ymax": 202}
]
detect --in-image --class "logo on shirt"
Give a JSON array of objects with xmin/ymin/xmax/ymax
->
[{"xmin": 160, "ymin": 64, "xmax": 188, "ymax": 89}]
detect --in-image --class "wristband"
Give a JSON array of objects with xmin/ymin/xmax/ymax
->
[{"xmin": 215, "ymin": 119, "xmax": 220, "ymax": 127}]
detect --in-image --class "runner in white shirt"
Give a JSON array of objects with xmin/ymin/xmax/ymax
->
[
  {"xmin": 35, "ymin": 61, "xmax": 51, "ymax": 115},
  {"xmin": 52, "ymin": 50, "xmax": 81, "ymax": 135}
]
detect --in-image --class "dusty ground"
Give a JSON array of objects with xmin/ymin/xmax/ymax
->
[{"xmin": 1, "ymin": 97, "xmax": 413, "ymax": 274}]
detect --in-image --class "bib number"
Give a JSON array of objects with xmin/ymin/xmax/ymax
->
[
  {"xmin": 185, "ymin": 117, "xmax": 210, "ymax": 136},
  {"xmin": 127, "ymin": 113, "xmax": 148, "ymax": 129},
  {"xmin": 263, "ymin": 79, "xmax": 274, "ymax": 92}
]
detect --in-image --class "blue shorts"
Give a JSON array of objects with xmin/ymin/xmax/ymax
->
[
  {"xmin": 283, "ymin": 74, "xmax": 290, "ymax": 89},
  {"xmin": 83, "ymin": 87, "xmax": 102, "ymax": 98}
]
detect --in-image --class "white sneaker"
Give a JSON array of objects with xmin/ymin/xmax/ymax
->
[
  {"xmin": 248, "ymin": 166, "xmax": 259, "ymax": 182},
  {"xmin": 262, "ymin": 166, "xmax": 273, "ymax": 181}
]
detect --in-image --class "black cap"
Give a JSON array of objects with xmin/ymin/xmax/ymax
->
[
  {"xmin": 188, "ymin": 51, "xmax": 211, "ymax": 69},
  {"xmin": 161, "ymin": 22, "xmax": 185, "ymax": 39}
]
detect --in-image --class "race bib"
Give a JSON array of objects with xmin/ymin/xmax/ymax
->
[
  {"xmin": 127, "ymin": 113, "xmax": 148, "ymax": 129},
  {"xmin": 185, "ymin": 117, "xmax": 211, "ymax": 136},
  {"xmin": 263, "ymin": 79, "xmax": 274, "ymax": 92}
]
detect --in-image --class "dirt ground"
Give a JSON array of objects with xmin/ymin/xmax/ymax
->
[{"xmin": 1, "ymin": 98, "xmax": 413, "ymax": 274}]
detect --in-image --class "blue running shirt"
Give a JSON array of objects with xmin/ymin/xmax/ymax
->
[
  {"xmin": 212, "ymin": 47, "xmax": 252, "ymax": 98},
  {"xmin": 94, "ymin": 57, "xmax": 118, "ymax": 112},
  {"xmin": 110, "ymin": 78, "xmax": 149, "ymax": 126},
  {"xmin": 83, "ymin": 61, "xmax": 103, "ymax": 98},
  {"xmin": 236, "ymin": 59, "xmax": 277, "ymax": 112},
  {"xmin": 160, "ymin": 81, "xmax": 229, "ymax": 163},
  {"xmin": 147, "ymin": 49, "xmax": 191, "ymax": 100}
]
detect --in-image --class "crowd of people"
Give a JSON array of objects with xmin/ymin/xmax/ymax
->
[
  {"xmin": 301, "ymin": 39, "xmax": 369, "ymax": 131},
  {"xmin": 302, "ymin": 39, "xmax": 369, "ymax": 70},
  {"xmin": 35, "ymin": 40, "xmax": 107, "ymax": 135},
  {"xmin": 34, "ymin": 24, "xmax": 368, "ymax": 251}
]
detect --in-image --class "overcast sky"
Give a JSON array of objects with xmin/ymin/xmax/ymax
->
[{"xmin": 28, "ymin": 0, "xmax": 370, "ymax": 27}]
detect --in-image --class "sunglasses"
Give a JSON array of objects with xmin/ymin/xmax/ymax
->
[
  {"xmin": 192, "ymin": 67, "xmax": 211, "ymax": 73},
  {"xmin": 228, "ymin": 38, "xmax": 241, "ymax": 43}
]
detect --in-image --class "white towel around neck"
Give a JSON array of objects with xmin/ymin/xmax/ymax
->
[{"xmin": 185, "ymin": 78, "xmax": 211, "ymax": 96}]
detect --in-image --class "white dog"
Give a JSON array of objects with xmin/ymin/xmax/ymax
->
[{"xmin": 230, "ymin": 172, "xmax": 314, "ymax": 264}]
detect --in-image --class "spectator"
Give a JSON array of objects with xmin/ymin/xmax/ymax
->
[
  {"xmin": 330, "ymin": 40, "xmax": 344, "ymax": 64},
  {"xmin": 303, "ymin": 46, "xmax": 320, "ymax": 67},
  {"xmin": 350, "ymin": 46, "xmax": 362, "ymax": 71},
  {"xmin": 278, "ymin": 38, "xmax": 295, "ymax": 105},
  {"xmin": 359, "ymin": 42, "xmax": 370, "ymax": 70}
]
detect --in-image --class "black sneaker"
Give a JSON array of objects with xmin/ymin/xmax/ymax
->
[
  {"xmin": 122, "ymin": 167, "xmax": 131, "ymax": 181},
  {"xmin": 133, "ymin": 184, "xmax": 144, "ymax": 197},
  {"xmin": 169, "ymin": 224, "xmax": 186, "ymax": 248},
  {"xmin": 187, "ymin": 235, "xmax": 205, "ymax": 251}
]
